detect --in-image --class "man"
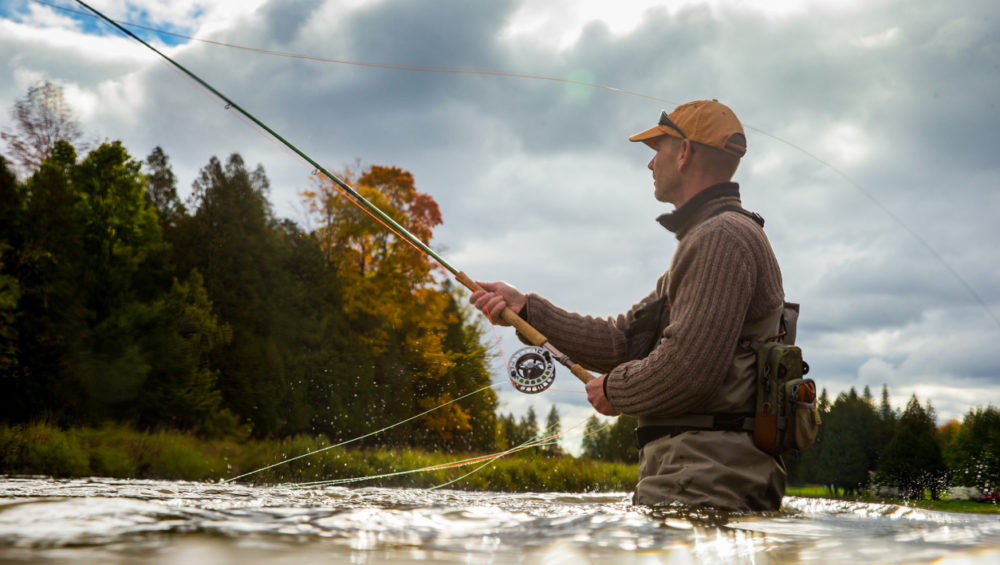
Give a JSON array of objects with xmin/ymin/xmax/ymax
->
[{"xmin": 470, "ymin": 100, "xmax": 787, "ymax": 511}]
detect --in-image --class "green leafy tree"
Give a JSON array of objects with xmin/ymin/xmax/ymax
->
[
  {"xmin": 581, "ymin": 417, "xmax": 610, "ymax": 459},
  {"xmin": 305, "ymin": 164, "xmax": 485, "ymax": 447},
  {"xmin": 136, "ymin": 271, "xmax": 237, "ymax": 435},
  {"xmin": 876, "ymin": 396, "xmax": 948, "ymax": 499},
  {"xmin": 427, "ymin": 286, "xmax": 498, "ymax": 451},
  {"xmin": 270, "ymin": 219, "xmax": 373, "ymax": 444},
  {"xmin": 580, "ymin": 415, "xmax": 636, "ymax": 462},
  {"xmin": 0, "ymin": 243, "xmax": 19, "ymax": 376},
  {"xmin": 4, "ymin": 141, "xmax": 90, "ymax": 422},
  {"xmin": 69, "ymin": 141, "xmax": 170, "ymax": 420},
  {"xmin": 2, "ymin": 138, "xmax": 232, "ymax": 431},
  {"xmin": 944, "ymin": 405, "xmax": 1000, "ymax": 492},
  {"xmin": 0, "ymin": 156, "xmax": 21, "ymax": 375},
  {"xmin": 604, "ymin": 415, "xmax": 638, "ymax": 462}
]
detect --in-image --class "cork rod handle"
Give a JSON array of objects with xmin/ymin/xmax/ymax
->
[{"xmin": 458, "ymin": 272, "xmax": 595, "ymax": 385}]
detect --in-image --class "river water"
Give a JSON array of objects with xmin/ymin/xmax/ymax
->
[{"xmin": 1, "ymin": 477, "xmax": 998, "ymax": 564}]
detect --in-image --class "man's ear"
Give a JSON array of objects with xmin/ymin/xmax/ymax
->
[{"xmin": 677, "ymin": 138, "xmax": 694, "ymax": 170}]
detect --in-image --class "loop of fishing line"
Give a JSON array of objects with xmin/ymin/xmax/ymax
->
[
  {"xmin": 43, "ymin": 0, "xmax": 998, "ymax": 329},
  {"xmin": 54, "ymin": 0, "xmax": 1000, "ymax": 491}
]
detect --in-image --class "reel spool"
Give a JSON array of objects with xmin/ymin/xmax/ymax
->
[{"xmin": 508, "ymin": 346, "xmax": 557, "ymax": 394}]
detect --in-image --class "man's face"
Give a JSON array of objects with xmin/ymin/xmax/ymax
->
[{"xmin": 647, "ymin": 135, "xmax": 681, "ymax": 204}]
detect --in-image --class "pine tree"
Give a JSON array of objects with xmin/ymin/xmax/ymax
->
[
  {"xmin": 542, "ymin": 404, "xmax": 563, "ymax": 456},
  {"xmin": 877, "ymin": 395, "xmax": 948, "ymax": 499},
  {"xmin": 878, "ymin": 385, "xmax": 897, "ymax": 451},
  {"xmin": 581, "ymin": 417, "xmax": 610, "ymax": 459},
  {"xmin": 813, "ymin": 388, "xmax": 880, "ymax": 495}
]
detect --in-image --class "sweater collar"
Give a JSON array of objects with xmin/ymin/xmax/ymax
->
[{"xmin": 656, "ymin": 182, "xmax": 741, "ymax": 237}]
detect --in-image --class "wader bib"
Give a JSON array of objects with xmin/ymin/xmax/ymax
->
[{"xmin": 632, "ymin": 303, "xmax": 787, "ymax": 510}]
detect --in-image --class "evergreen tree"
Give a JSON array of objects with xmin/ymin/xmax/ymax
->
[
  {"xmin": 176, "ymin": 154, "xmax": 304, "ymax": 436},
  {"xmin": 6, "ymin": 141, "xmax": 91, "ymax": 422},
  {"xmin": 522, "ymin": 406, "xmax": 539, "ymax": 444},
  {"xmin": 136, "ymin": 271, "xmax": 236, "ymax": 434},
  {"xmin": 604, "ymin": 415, "xmax": 639, "ymax": 462},
  {"xmin": 818, "ymin": 388, "xmax": 830, "ymax": 413},
  {"xmin": 498, "ymin": 413, "xmax": 519, "ymax": 449},
  {"xmin": 542, "ymin": 404, "xmax": 563, "ymax": 456},
  {"xmin": 144, "ymin": 146, "xmax": 186, "ymax": 230},
  {"xmin": 1, "ymin": 138, "xmax": 232, "ymax": 431},
  {"xmin": 581, "ymin": 417, "xmax": 610, "ymax": 459},
  {"xmin": 877, "ymin": 396, "xmax": 948, "ymax": 499},
  {"xmin": 877, "ymin": 385, "xmax": 897, "ymax": 452},
  {"xmin": 813, "ymin": 388, "xmax": 880, "ymax": 495}
]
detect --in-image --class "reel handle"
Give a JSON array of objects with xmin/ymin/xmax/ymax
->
[{"xmin": 459, "ymin": 272, "xmax": 595, "ymax": 385}]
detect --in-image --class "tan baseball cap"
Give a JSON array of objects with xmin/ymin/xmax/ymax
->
[{"xmin": 629, "ymin": 99, "xmax": 747, "ymax": 157}]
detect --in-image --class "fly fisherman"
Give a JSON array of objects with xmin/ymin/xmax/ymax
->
[{"xmin": 470, "ymin": 100, "xmax": 787, "ymax": 511}]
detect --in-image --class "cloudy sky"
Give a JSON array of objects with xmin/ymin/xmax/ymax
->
[{"xmin": 3, "ymin": 0, "xmax": 998, "ymax": 453}]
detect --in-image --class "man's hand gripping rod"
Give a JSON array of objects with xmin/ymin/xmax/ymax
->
[{"xmin": 456, "ymin": 272, "xmax": 594, "ymax": 391}]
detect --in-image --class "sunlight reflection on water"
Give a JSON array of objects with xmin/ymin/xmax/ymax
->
[{"xmin": 0, "ymin": 477, "xmax": 998, "ymax": 564}]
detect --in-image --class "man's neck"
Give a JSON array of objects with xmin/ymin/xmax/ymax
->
[{"xmin": 672, "ymin": 176, "xmax": 735, "ymax": 209}]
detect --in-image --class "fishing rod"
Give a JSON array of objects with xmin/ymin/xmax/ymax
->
[{"xmin": 75, "ymin": 0, "xmax": 590, "ymax": 393}]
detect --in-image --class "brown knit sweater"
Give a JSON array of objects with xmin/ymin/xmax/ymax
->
[{"xmin": 524, "ymin": 183, "xmax": 784, "ymax": 417}]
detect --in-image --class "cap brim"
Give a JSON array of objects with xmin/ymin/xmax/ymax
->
[{"xmin": 628, "ymin": 125, "xmax": 682, "ymax": 148}]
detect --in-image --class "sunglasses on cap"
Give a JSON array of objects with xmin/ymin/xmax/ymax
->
[{"xmin": 659, "ymin": 110, "xmax": 687, "ymax": 139}]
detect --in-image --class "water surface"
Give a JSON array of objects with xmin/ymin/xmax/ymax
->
[{"xmin": 1, "ymin": 477, "xmax": 998, "ymax": 564}]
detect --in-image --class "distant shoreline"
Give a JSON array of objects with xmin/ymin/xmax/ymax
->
[
  {"xmin": 4, "ymin": 422, "xmax": 996, "ymax": 515},
  {"xmin": 0, "ymin": 422, "xmax": 636, "ymax": 492}
]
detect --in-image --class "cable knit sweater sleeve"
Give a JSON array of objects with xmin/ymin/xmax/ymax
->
[
  {"xmin": 604, "ymin": 217, "xmax": 758, "ymax": 417},
  {"xmin": 522, "ymin": 211, "xmax": 777, "ymax": 417},
  {"xmin": 520, "ymin": 276, "xmax": 666, "ymax": 374}
]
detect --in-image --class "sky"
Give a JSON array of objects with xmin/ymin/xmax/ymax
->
[{"xmin": 2, "ymin": 0, "xmax": 999, "ymax": 455}]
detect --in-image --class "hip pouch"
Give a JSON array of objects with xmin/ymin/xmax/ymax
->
[{"xmin": 752, "ymin": 340, "xmax": 821, "ymax": 456}]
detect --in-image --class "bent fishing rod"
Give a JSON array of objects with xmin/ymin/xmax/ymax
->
[{"xmin": 75, "ymin": 0, "xmax": 590, "ymax": 393}]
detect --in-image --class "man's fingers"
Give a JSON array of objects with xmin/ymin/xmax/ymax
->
[{"xmin": 469, "ymin": 290, "xmax": 510, "ymax": 325}]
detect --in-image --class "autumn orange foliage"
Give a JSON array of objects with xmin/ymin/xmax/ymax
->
[{"xmin": 303, "ymin": 165, "xmax": 477, "ymax": 443}]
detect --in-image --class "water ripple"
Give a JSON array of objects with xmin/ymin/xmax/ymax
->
[{"xmin": 1, "ymin": 477, "xmax": 998, "ymax": 564}]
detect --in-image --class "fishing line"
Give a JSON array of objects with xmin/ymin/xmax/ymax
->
[
  {"xmin": 30, "ymin": 0, "xmax": 666, "ymax": 105},
  {"xmin": 223, "ymin": 383, "xmax": 499, "ymax": 483},
  {"xmin": 285, "ymin": 433, "xmax": 556, "ymax": 489},
  {"xmin": 44, "ymin": 0, "xmax": 996, "ymax": 483},
  {"xmin": 283, "ymin": 414, "xmax": 591, "ymax": 491},
  {"xmin": 39, "ymin": 0, "xmax": 997, "ymax": 327}
]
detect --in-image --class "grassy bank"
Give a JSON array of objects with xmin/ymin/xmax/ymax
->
[
  {"xmin": 786, "ymin": 485, "xmax": 1000, "ymax": 515},
  {"xmin": 0, "ymin": 422, "xmax": 637, "ymax": 492}
]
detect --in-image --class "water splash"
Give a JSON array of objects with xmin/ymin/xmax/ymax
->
[{"xmin": 1, "ymin": 478, "xmax": 998, "ymax": 564}]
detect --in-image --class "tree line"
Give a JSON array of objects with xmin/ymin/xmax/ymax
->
[
  {"xmin": 582, "ymin": 385, "xmax": 999, "ymax": 498},
  {"xmin": 0, "ymin": 81, "xmax": 500, "ymax": 451}
]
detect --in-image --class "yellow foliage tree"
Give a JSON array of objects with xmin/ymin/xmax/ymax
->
[{"xmin": 303, "ymin": 165, "xmax": 480, "ymax": 446}]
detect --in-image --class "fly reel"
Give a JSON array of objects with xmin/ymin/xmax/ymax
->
[{"xmin": 508, "ymin": 346, "xmax": 557, "ymax": 394}]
